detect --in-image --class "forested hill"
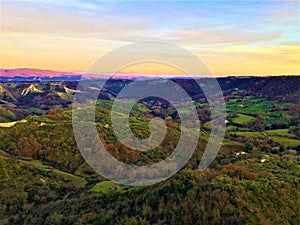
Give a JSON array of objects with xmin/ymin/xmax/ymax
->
[
  {"xmin": 0, "ymin": 76, "xmax": 299, "ymax": 123},
  {"xmin": 0, "ymin": 75, "xmax": 299, "ymax": 225}
]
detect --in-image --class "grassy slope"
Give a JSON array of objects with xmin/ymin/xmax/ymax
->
[
  {"xmin": 266, "ymin": 129, "xmax": 296, "ymax": 138},
  {"xmin": 232, "ymin": 113, "xmax": 255, "ymax": 125},
  {"xmin": 89, "ymin": 181, "xmax": 125, "ymax": 194},
  {"xmin": 0, "ymin": 96, "xmax": 299, "ymax": 224}
]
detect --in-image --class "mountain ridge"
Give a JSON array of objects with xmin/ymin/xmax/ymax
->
[{"xmin": 1, "ymin": 68, "xmax": 299, "ymax": 80}]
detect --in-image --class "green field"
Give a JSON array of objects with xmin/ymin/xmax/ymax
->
[
  {"xmin": 90, "ymin": 181, "xmax": 125, "ymax": 194},
  {"xmin": 227, "ymin": 99, "xmax": 292, "ymax": 116},
  {"xmin": 233, "ymin": 131, "xmax": 265, "ymax": 138},
  {"xmin": 232, "ymin": 113, "xmax": 255, "ymax": 125},
  {"xmin": 266, "ymin": 129, "xmax": 296, "ymax": 138},
  {"xmin": 272, "ymin": 136, "xmax": 300, "ymax": 147}
]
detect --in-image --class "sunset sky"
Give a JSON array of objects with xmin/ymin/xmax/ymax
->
[{"xmin": 1, "ymin": 0, "xmax": 299, "ymax": 76}]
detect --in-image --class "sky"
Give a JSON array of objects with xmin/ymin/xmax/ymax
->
[{"xmin": 1, "ymin": 0, "xmax": 299, "ymax": 76}]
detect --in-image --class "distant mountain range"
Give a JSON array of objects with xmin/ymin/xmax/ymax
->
[
  {"xmin": 0, "ymin": 68, "xmax": 82, "ymax": 82},
  {"xmin": 0, "ymin": 68, "xmax": 159, "ymax": 81},
  {"xmin": 0, "ymin": 68, "xmax": 79, "ymax": 78},
  {"xmin": 3, "ymin": 68, "xmax": 298, "ymax": 82}
]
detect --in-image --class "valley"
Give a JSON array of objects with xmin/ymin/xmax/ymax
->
[{"xmin": 0, "ymin": 75, "xmax": 299, "ymax": 225}]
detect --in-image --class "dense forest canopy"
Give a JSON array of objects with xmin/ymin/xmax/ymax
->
[{"xmin": 0, "ymin": 76, "xmax": 299, "ymax": 225}]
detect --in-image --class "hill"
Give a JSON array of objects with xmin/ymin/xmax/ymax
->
[{"xmin": 0, "ymin": 75, "xmax": 299, "ymax": 224}]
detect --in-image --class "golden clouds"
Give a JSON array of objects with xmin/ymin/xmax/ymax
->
[
  {"xmin": 1, "ymin": 1, "xmax": 299, "ymax": 75},
  {"xmin": 199, "ymin": 45, "xmax": 300, "ymax": 75}
]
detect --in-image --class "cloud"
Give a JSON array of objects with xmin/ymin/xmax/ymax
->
[
  {"xmin": 161, "ymin": 28, "xmax": 282, "ymax": 45},
  {"xmin": 1, "ymin": 0, "xmax": 299, "ymax": 75},
  {"xmin": 1, "ymin": 1, "xmax": 158, "ymax": 42},
  {"xmin": 264, "ymin": 2, "xmax": 299, "ymax": 20}
]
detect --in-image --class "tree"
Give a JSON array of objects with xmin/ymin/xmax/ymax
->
[
  {"xmin": 17, "ymin": 135, "xmax": 42, "ymax": 158},
  {"xmin": 44, "ymin": 213, "xmax": 64, "ymax": 225},
  {"xmin": 247, "ymin": 113, "xmax": 265, "ymax": 131},
  {"xmin": 289, "ymin": 125, "xmax": 300, "ymax": 139}
]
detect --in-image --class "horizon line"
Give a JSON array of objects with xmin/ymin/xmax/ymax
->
[{"xmin": 1, "ymin": 68, "xmax": 299, "ymax": 78}]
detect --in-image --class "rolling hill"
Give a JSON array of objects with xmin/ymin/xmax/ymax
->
[{"xmin": 0, "ymin": 72, "xmax": 299, "ymax": 224}]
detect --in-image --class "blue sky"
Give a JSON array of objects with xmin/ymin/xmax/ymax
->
[{"xmin": 1, "ymin": 0, "xmax": 299, "ymax": 75}]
